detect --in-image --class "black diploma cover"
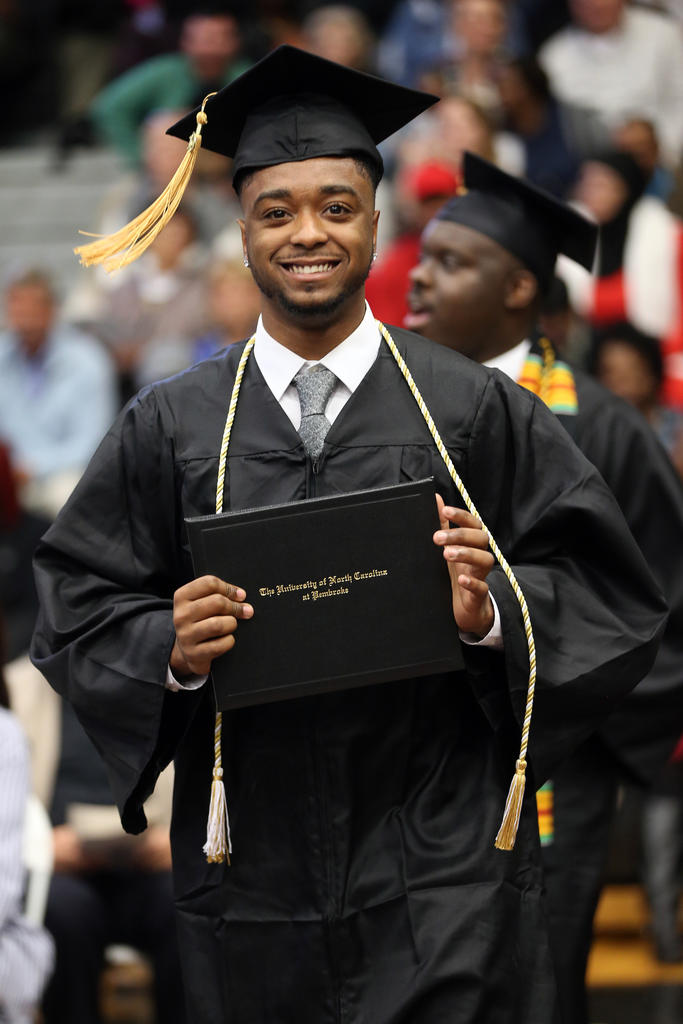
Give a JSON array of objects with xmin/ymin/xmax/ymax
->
[{"xmin": 185, "ymin": 478, "xmax": 463, "ymax": 709}]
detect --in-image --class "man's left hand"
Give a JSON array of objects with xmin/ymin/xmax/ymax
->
[{"xmin": 433, "ymin": 494, "xmax": 495, "ymax": 638}]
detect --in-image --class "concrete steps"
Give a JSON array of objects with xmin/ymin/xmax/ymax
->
[{"xmin": 0, "ymin": 144, "xmax": 125, "ymax": 301}]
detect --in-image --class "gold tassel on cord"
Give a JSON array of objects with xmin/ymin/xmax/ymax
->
[
  {"xmin": 494, "ymin": 758, "xmax": 527, "ymax": 851},
  {"xmin": 74, "ymin": 92, "xmax": 216, "ymax": 273}
]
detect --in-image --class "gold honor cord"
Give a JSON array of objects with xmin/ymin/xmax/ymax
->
[
  {"xmin": 204, "ymin": 325, "xmax": 536, "ymax": 862},
  {"xmin": 376, "ymin": 322, "xmax": 536, "ymax": 851},
  {"xmin": 203, "ymin": 334, "xmax": 255, "ymax": 865}
]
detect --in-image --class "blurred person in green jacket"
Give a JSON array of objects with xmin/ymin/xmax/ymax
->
[{"xmin": 90, "ymin": 9, "xmax": 250, "ymax": 167}]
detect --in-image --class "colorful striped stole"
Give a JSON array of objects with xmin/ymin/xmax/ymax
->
[
  {"xmin": 536, "ymin": 781, "xmax": 554, "ymax": 846},
  {"xmin": 517, "ymin": 337, "xmax": 579, "ymax": 415},
  {"xmin": 519, "ymin": 338, "xmax": 578, "ymax": 844}
]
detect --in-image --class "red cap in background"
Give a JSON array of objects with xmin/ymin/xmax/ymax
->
[{"xmin": 402, "ymin": 161, "xmax": 461, "ymax": 201}]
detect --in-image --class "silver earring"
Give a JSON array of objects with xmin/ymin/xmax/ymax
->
[
  {"xmin": 372, "ymin": 251, "xmax": 377, "ymax": 262},
  {"xmin": 243, "ymin": 256, "xmax": 249, "ymax": 268}
]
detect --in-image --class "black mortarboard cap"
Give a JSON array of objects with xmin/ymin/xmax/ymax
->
[
  {"xmin": 436, "ymin": 152, "xmax": 598, "ymax": 289},
  {"xmin": 166, "ymin": 45, "xmax": 438, "ymax": 186}
]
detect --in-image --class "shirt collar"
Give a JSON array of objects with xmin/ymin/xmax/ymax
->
[
  {"xmin": 484, "ymin": 338, "xmax": 532, "ymax": 382},
  {"xmin": 253, "ymin": 302, "xmax": 381, "ymax": 401}
]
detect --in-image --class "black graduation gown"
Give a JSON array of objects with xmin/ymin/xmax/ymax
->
[
  {"xmin": 31, "ymin": 328, "xmax": 666, "ymax": 1024},
  {"xmin": 538, "ymin": 362, "xmax": 683, "ymax": 1024},
  {"xmin": 567, "ymin": 371, "xmax": 683, "ymax": 782}
]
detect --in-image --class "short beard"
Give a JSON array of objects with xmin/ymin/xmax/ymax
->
[{"xmin": 248, "ymin": 251, "xmax": 374, "ymax": 324}]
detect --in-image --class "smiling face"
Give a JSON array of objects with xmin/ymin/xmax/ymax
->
[
  {"xmin": 406, "ymin": 219, "xmax": 533, "ymax": 361},
  {"xmin": 238, "ymin": 157, "xmax": 379, "ymax": 351}
]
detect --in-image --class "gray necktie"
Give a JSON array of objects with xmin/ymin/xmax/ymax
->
[{"xmin": 292, "ymin": 364, "xmax": 337, "ymax": 464}]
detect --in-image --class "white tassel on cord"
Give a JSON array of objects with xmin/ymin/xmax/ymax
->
[{"xmin": 203, "ymin": 711, "xmax": 232, "ymax": 864}]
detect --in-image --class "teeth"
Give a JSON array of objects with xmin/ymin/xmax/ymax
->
[{"xmin": 287, "ymin": 263, "xmax": 334, "ymax": 274}]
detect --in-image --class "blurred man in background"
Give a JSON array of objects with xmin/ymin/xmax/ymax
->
[
  {"xmin": 90, "ymin": 9, "xmax": 249, "ymax": 167},
  {"xmin": 0, "ymin": 269, "xmax": 117, "ymax": 519}
]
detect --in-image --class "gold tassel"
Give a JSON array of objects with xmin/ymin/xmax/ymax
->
[
  {"xmin": 203, "ymin": 710, "xmax": 232, "ymax": 864},
  {"xmin": 74, "ymin": 92, "xmax": 216, "ymax": 273},
  {"xmin": 494, "ymin": 758, "xmax": 527, "ymax": 851}
]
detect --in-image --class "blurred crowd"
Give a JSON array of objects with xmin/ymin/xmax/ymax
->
[{"xmin": 0, "ymin": 1, "xmax": 682, "ymax": 1021}]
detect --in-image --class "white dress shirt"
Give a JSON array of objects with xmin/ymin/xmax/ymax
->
[
  {"xmin": 253, "ymin": 302, "xmax": 381, "ymax": 429},
  {"xmin": 167, "ymin": 306, "xmax": 502, "ymax": 690},
  {"xmin": 484, "ymin": 338, "xmax": 531, "ymax": 380}
]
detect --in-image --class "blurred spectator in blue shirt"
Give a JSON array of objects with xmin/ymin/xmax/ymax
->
[{"xmin": 0, "ymin": 269, "xmax": 117, "ymax": 519}]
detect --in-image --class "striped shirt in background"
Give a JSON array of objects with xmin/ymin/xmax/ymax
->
[{"xmin": 0, "ymin": 707, "xmax": 54, "ymax": 1023}]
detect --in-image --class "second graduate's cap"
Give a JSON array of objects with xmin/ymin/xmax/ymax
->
[
  {"xmin": 166, "ymin": 45, "xmax": 439, "ymax": 187},
  {"xmin": 436, "ymin": 152, "xmax": 598, "ymax": 289}
]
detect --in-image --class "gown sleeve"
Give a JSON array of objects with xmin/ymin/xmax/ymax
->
[
  {"xmin": 31, "ymin": 388, "xmax": 202, "ymax": 833},
  {"xmin": 462, "ymin": 371, "xmax": 668, "ymax": 784}
]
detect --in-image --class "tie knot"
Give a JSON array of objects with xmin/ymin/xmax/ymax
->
[{"xmin": 292, "ymin": 364, "xmax": 337, "ymax": 418}]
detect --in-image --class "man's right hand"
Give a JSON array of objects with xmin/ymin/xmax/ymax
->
[{"xmin": 170, "ymin": 575, "xmax": 253, "ymax": 677}]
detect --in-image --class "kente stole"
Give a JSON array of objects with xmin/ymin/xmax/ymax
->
[{"xmin": 519, "ymin": 337, "xmax": 579, "ymax": 845}]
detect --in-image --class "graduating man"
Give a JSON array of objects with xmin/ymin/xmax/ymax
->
[
  {"xmin": 407, "ymin": 152, "xmax": 683, "ymax": 1024},
  {"xmin": 32, "ymin": 48, "xmax": 667, "ymax": 1023}
]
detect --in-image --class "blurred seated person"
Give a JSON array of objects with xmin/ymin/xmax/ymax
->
[
  {"xmin": 54, "ymin": 1, "xmax": 125, "ymax": 160},
  {"xmin": 82, "ymin": 206, "xmax": 210, "ymax": 403},
  {"xmin": 558, "ymin": 149, "xmax": 683, "ymax": 410},
  {"xmin": 63, "ymin": 109, "xmax": 238, "ymax": 333},
  {"xmin": 301, "ymin": 4, "xmax": 376, "ymax": 71},
  {"xmin": 110, "ymin": 0, "xmax": 179, "ymax": 78},
  {"xmin": 90, "ymin": 10, "xmax": 249, "ymax": 167},
  {"xmin": 0, "ymin": 442, "xmax": 51, "ymax": 661},
  {"xmin": 89, "ymin": 108, "xmax": 237, "ymax": 248},
  {"xmin": 191, "ymin": 257, "xmax": 262, "ymax": 362},
  {"xmin": 539, "ymin": 0, "xmax": 683, "ymax": 169},
  {"xmin": 420, "ymin": 0, "xmax": 509, "ymax": 127},
  {"xmin": 497, "ymin": 57, "xmax": 581, "ymax": 197},
  {"xmin": 0, "ymin": 269, "xmax": 118, "ymax": 519},
  {"xmin": 397, "ymin": 93, "xmax": 493, "ymax": 174},
  {"xmin": 377, "ymin": 0, "xmax": 529, "ymax": 89},
  {"xmin": 613, "ymin": 117, "xmax": 675, "ymax": 205},
  {"xmin": 0, "ymin": 632, "xmax": 54, "ymax": 1024},
  {"xmin": 366, "ymin": 161, "xmax": 459, "ymax": 326},
  {"xmin": 590, "ymin": 321, "xmax": 683, "ymax": 480},
  {"xmin": 5, "ymin": 653, "xmax": 184, "ymax": 1024}
]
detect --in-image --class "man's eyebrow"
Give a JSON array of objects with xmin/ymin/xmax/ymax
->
[
  {"xmin": 318, "ymin": 184, "xmax": 361, "ymax": 199},
  {"xmin": 253, "ymin": 184, "xmax": 361, "ymax": 205},
  {"xmin": 254, "ymin": 188, "xmax": 292, "ymax": 205}
]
